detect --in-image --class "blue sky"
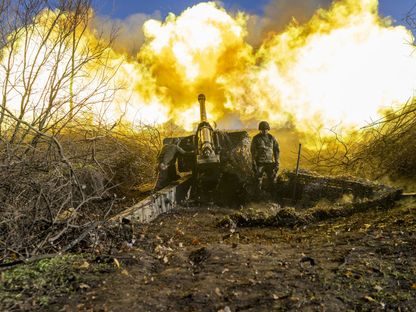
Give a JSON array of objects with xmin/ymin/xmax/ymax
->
[
  {"xmin": 96, "ymin": 0, "xmax": 416, "ymax": 28},
  {"xmin": 96, "ymin": 0, "xmax": 269, "ymax": 16}
]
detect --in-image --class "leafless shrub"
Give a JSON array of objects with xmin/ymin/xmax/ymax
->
[
  {"xmin": 0, "ymin": 124, "xmax": 159, "ymax": 260},
  {"xmin": 0, "ymin": 0, "xmax": 159, "ymax": 262},
  {"xmin": 302, "ymin": 126, "xmax": 363, "ymax": 175},
  {"xmin": 353, "ymin": 99, "xmax": 416, "ymax": 180},
  {"xmin": 404, "ymin": 3, "xmax": 416, "ymax": 30},
  {"xmin": 304, "ymin": 99, "xmax": 416, "ymax": 184}
]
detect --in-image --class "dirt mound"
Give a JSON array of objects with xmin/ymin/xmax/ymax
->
[{"xmin": 219, "ymin": 179, "xmax": 402, "ymax": 228}]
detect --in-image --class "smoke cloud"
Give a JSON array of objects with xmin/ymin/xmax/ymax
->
[
  {"xmin": 91, "ymin": 12, "xmax": 161, "ymax": 55},
  {"xmin": 3, "ymin": 1, "xmax": 416, "ymax": 133},
  {"xmin": 86, "ymin": 0, "xmax": 416, "ymax": 131},
  {"xmin": 247, "ymin": 0, "xmax": 332, "ymax": 46}
]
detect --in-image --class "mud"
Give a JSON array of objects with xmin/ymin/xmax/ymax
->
[
  {"xmin": 219, "ymin": 186, "xmax": 401, "ymax": 229},
  {"xmin": 55, "ymin": 199, "xmax": 415, "ymax": 312}
]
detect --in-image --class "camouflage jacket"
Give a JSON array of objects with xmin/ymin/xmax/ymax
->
[
  {"xmin": 250, "ymin": 133, "xmax": 280, "ymax": 164},
  {"xmin": 157, "ymin": 144, "xmax": 186, "ymax": 166}
]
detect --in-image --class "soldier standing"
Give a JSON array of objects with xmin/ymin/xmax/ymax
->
[
  {"xmin": 250, "ymin": 121, "xmax": 280, "ymax": 191},
  {"xmin": 155, "ymin": 138, "xmax": 186, "ymax": 190}
]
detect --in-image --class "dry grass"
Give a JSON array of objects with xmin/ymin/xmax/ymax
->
[{"xmin": 0, "ymin": 124, "xmax": 160, "ymax": 262}]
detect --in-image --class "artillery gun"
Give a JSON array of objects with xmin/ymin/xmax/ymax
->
[
  {"xmin": 163, "ymin": 94, "xmax": 250, "ymax": 201},
  {"xmin": 162, "ymin": 94, "xmax": 400, "ymax": 206}
]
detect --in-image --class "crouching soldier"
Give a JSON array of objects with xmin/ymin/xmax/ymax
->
[
  {"xmin": 155, "ymin": 138, "xmax": 186, "ymax": 191},
  {"xmin": 250, "ymin": 121, "xmax": 280, "ymax": 191}
]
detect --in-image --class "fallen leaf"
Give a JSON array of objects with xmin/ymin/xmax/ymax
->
[
  {"xmin": 113, "ymin": 258, "xmax": 121, "ymax": 269},
  {"xmin": 121, "ymin": 269, "xmax": 129, "ymax": 276},
  {"xmin": 215, "ymin": 287, "xmax": 222, "ymax": 296},
  {"xmin": 56, "ymin": 208, "xmax": 76, "ymax": 221},
  {"xmin": 79, "ymin": 261, "xmax": 90, "ymax": 269},
  {"xmin": 344, "ymin": 271, "xmax": 353, "ymax": 278},
  {"xmin": 79, "ymin": 283, "xmax": 90, "ymax": 289},
  {"xmin": 364, "ymin": 295, "xmax": 377, "ymax": 302}
]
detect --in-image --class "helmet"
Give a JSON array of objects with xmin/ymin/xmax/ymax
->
[{"xmin": 258, "ymin": 121, "xmax": 270, "ymax": 130}]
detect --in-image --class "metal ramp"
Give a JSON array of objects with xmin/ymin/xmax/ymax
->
[{"xmin": 110, "ymin": 175, "xmax": 192, "ymax": 224}]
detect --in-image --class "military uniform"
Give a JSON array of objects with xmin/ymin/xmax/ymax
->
[
  {"xmin": 250, "ymin": 131, "xmax": 280, "ymax": 190},
  {"xmin": 155, "ymin": 143, "xmax": 186, "ymax": 190}
]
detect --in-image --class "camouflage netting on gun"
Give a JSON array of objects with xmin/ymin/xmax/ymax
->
[
  {"xmin": 219, "ymin": 173, "xmax": 402, "ymax": 228},
  {"xmin": 202, "ymin": 131, "xmax": 254, "ymax": 205},
  {"xmin": 275, "ymin": 170, "xmax": 396, "ymax": 207}
]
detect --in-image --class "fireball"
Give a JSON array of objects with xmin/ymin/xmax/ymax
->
[{"xmin": 1, "ymin": 0, "xmax": 415, "ymax": 133}]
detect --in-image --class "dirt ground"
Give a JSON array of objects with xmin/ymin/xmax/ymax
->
[{"xmin": 50, "ymin": 198, "xmax": 416, "ymax": 312}]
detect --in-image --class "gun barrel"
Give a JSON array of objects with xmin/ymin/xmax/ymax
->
[
  {"xmin": 196, "ymin": 94, "xmax": 220, "ymax": 164},
  {"xmin": 198, "ymin": 94, "xmax": 207, "ymax": 122}
]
